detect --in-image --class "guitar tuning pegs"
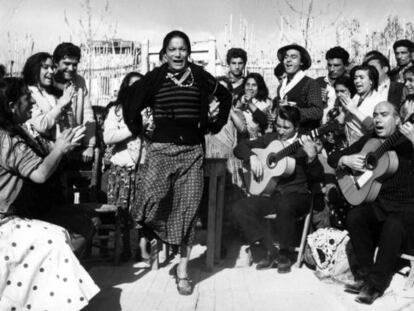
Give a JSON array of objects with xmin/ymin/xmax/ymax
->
[{"xmin": 328, "ymin": 107, "xmax": 340, "ymax": 120}]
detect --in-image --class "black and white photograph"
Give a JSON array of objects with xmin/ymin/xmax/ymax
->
[{"xmin": 1, "ymin": 0, "xmax": 414, "ymax": 310}]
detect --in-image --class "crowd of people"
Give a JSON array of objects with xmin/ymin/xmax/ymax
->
[{"xmin": 1, "ymin": 29, "xmax": 414, "ymax": 309}]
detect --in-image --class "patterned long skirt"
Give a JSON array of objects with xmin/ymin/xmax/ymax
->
[
  {"xmin": 107, "ymin": 165, "xmax": 139, "ymax": 212},
  {"xmin": 131, "ymin": 143, "xmax": 204, "ymax": 246},
  {"xmin": 0, "ymin": 217, "xmax": 99, "ymax": 311}
]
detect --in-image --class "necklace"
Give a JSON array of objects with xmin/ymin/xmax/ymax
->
[{"xmin": 166, "ymin": 67, "xmax": 194, "ymax": 88}]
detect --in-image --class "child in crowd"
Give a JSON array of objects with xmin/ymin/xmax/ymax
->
[{"xmin": 103, "ymin": 72, "xmax": 152, "ymax": 264}]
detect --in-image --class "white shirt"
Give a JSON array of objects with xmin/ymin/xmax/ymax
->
[
  {"xmin": 103, "ymin": 105, "xmax": 146, "ymax": 167},
  {"xmin": 344, "ymin": 92, "xmax": 381, "ymax": 145},
  {"xmin": 376, "ymin": 77, "xmax": 391, "ymax": 102},
  {"xmin": 321, "ymin": 76, "xmax": 337, "ymax": 124}
]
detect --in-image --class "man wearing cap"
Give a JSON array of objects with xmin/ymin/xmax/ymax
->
[
  {"xmin": 363, "ymin": 50, "xmax": 405, "ymax": 109},
  {"xmin": 389, "ymin": 39, "xmax": 414, "ymax": 83},
  {"xmin": 316, "ymin": 46, "xmax": 350, "ymax": 123},
  {"xmin": 276, "ymin": 44, "xmax": 323, "ymax": 131}
]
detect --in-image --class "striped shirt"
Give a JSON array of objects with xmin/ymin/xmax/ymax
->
[
  {"xmin": 151, "ymin": 70, "xmax": 215, "ymax": 145},
  {"xmin": 153, "ymin": 79, "xmax": 201, "ymax": 125}
]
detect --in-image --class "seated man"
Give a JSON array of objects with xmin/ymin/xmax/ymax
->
[
  {"xmin": 328, "ymin": 101, "xmax": 414, "ymax": 304},
  {"xmin": 232, "ymin": 106, "xmax": 324, "ymax": 273}
]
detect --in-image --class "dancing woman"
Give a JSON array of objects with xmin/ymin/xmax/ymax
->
[{"xmin": 123, "ymin": 30, "xmax": 231, "ymax": 295}]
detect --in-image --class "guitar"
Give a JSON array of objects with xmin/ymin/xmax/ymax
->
[
  {"xmin": 243, "ymin": 120, "xmax": 340, "ymax": 196},
  {"xmin": 336, "ymin": 114, "xmax": 414, "ymax": 206}
]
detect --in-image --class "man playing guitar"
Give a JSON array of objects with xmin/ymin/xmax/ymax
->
[
  {"xmin": 232, "ymin": 106, "xmax": 324, "ymax": 273},
  {"xmin": 328, "ymin": 101, "xmax": 414, "ymax": 304}
]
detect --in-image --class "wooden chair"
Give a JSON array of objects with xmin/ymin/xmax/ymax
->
[
  {"xmin": 62, "ymin": 147, "xmax": 102, "ymax": 203},
  {"xmin": 62, "ymin": 148, "xmax": 123, "ymax": 264}
]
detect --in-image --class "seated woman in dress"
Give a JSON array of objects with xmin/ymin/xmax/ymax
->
[
  {"xmin": 0, "ymin": 78, "xmax": 99, "ymax": 310},
  {"xmin": 233, "ymin": 72, "xmax": 272, "ymax": 140},
  {"xmin": 337, "ymin": 65, "xmax": 380, "ymax": 145}
]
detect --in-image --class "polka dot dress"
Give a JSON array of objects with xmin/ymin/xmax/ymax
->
[{"xmin": 0, "ymin": 217, "xmax": 99, "ymax": 311}]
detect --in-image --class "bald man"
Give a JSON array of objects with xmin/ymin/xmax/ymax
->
[{"xmin": 328, "ymin": 101, "xmax": 414, "ymax": 304}]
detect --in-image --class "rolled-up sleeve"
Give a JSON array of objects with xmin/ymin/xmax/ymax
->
[{"xmin": 0, "ymin": 135, "xmax": 42, "ymax": 178}]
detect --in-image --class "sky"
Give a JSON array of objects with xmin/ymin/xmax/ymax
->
[{"xmin": 1, "ymin": 0, "xmax": 414, "ymax": 64}]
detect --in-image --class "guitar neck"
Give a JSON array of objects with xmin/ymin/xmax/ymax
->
[
  {"xmin": 269, "ymin": 121, "xmax": 339, "ymax": 162},
  {"xmin": 277, "ymin": 141, "xmax": 302, "ymax": 159},
  {"xmin": 374, "ymin": 131, "xmax": 402, "ymax": 158}
]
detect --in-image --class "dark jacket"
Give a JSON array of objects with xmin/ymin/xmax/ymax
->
[
  {"xmin": 388, "ymin": 81, "xmax": 405, "ymax": 109},
  {"xmin": 276, "ymin": 76, "xmax": 323, "ymax": 131},
  {"xmin": 122, "ymin": 63, "xmax": 232, "ymax": 140}
]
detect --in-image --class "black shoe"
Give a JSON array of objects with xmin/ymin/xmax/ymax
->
[
  {"xmin": 173, "ymin": 266, "xmax": 193, "ymax": 296},
  {"xmin": 256, "ymin": 255, "xmax": 278, "ymax": 270},
  {"xmin": 344, "ymin": 280, "xmax": 366, "ymax": 294},
  {"xmin": 277, "ymin": 255, "xmax": 292, "ymax": 274},
  {"xmin": 355, "ymin": 284, "xmax": 382, "ymax": 305}
]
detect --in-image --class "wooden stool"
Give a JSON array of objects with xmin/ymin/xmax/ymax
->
[{"xmin": 204, "ymin": 158, "xmax": 227, "ymax": 271}]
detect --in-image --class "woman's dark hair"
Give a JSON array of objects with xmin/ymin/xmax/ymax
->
[
  {"xmin": 119, "ymin": 71, "xmax": 144, "ymax": 93},
  {"xmin": 22, "ymin": 52, "xmax": 53, "ymax": 86},
  {"xmin": 159, "ymin": 30, "xmax": 191, "ymax": 60},
  {"xmin": 108, "ymin": 71, "xmax": 144, "ymax": 114},
  {"xmin": 334, "ymin": 75, "xmax": 356, "ymax": 97},
  {"xmin": 278, "ymin": 105, "xmax": 301, "ymax": 128},
  {"xmin": 363, "ymin": 51, "xmax": 390, "ymax": 70},
  {"xmin": 350, "ymin": 65, "xmax": 379, "ymax": 92},
  {"xmin": 273, "ymin": 63, "xmax": 285, "ymax": 79},
  {"xmin": 53, "ymin": 42, "xmax": 81, "ymax": 63},
  {"xmin": 0, "ymin": 78, "xmax": 43, "ymax": 155},
  {"xmin": 405, "ymin": 65, "xmax": 414, "ymax": 76},
  {"xmin": 226, "ymin": 48, "xmax": 247, "ymax": 65},
  {"xmin": 241, "ymin": 72, "xmax": 269, "ymax": 102}
]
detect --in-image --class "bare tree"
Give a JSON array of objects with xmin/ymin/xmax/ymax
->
[{"xmin": 273, "ymin": 0, "xmax": 345, "ymax": 51}]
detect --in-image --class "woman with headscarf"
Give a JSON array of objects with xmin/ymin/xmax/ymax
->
[{"xmin": 123, "ymin": 30, "xmax": 231, "ymax": 295}]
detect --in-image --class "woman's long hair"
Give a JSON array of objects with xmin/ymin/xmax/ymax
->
[
  {"xmin": 108, "ymin": 71, "xmax": 144, "ymax": 116},
  {"xmin": 22, "ymin": 52, "xmax": 53, "ymax": 86},
  {"xmin": 240, "ymin": 72, "xmax": 269, "ymax": 102},
  {"xmin": 0, "ymin": 77, "xmax": 44, "ymax": 156}
]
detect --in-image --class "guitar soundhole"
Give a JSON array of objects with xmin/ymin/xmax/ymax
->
[
  {"xmin": 267, "ymin": 155, "xmax": 278, "ymax": 169},
  {"xmin": 365, "ymin": 153, "xmax": 377, "ymax": 170}
]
